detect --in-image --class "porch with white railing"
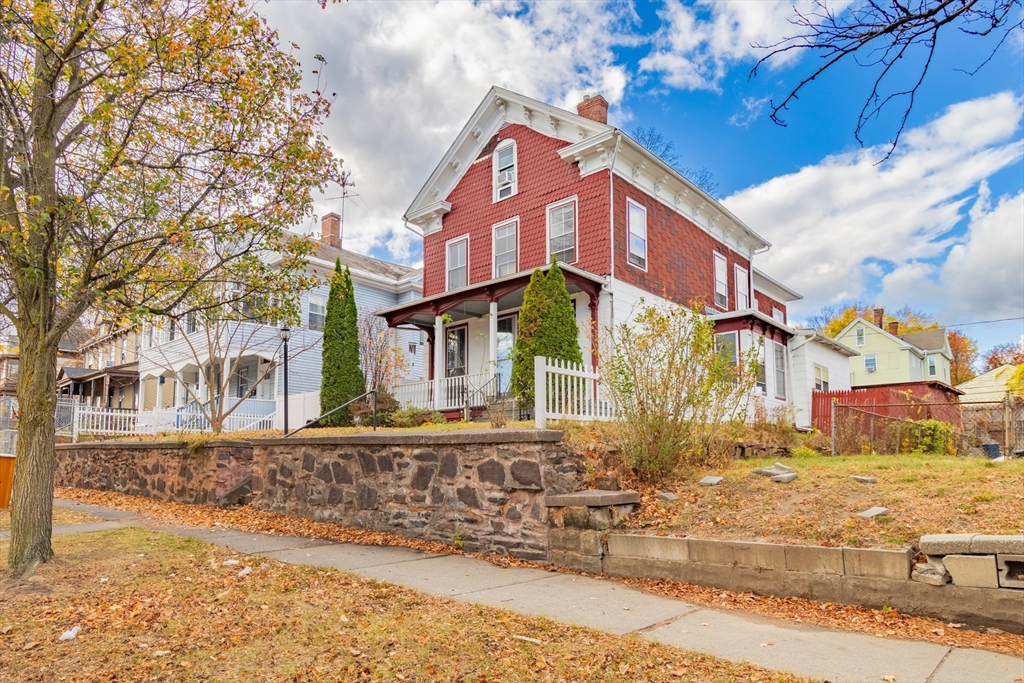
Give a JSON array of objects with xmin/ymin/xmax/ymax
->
[
  {"xmin": 136, "ymin": 397, "xmax": 276, "ymax": 434},
  {"xmin": 393, "ymin": 372, "xmax": 496, "ymax": 412}
]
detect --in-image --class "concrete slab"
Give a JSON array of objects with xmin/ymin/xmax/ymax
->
[
  {"xmin": 843, "ymin": 547, "xmax": 913, "ymax": 580},
  {"xmin": 54, "ymin": 498, "xmax": 143, "ymax": 521},
  {"xmin": 356, "ymin": 553, "xmax": 555, "ymax": 597},
  {"xmin": 263, "ymin": 543, "xmax": 442, "ymax": 572},
  {"xmin": 943, "ymin": 554, "xmax": 1000, "ymax": 589},
  {"xmin": 972, "ymin": 535, "xmax": 1024, "ymax": 555},
  {"xmin": 53, "ymin": 521, "xmax": 129, "ymax": 535},
  {"xmin": 920, "ymin": 533, "xmax": 976, "ymax": 555},
  {"xmin": 645, "ymin": 608, "xmax": 949, "ymax": 683},
  {"xmin": 544, "ymin": 490, "xmax": 640, "ymax": 507},
  {"xmin": 464, "ymin": 573, "xmax": 697, "ymax": 635},
  {"xmin": 189, "ymin": 530, "xmax": 335, "ymax": 555},
  {"xmin": 930, "ymin": 646, "xmax": 1024, "ymax": 683}
]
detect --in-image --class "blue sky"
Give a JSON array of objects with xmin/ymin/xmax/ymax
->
[{"xmin": 259, "ymin": 0, "xmax": 1024, "ymax": 355}]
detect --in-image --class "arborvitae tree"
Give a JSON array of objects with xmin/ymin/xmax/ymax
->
[
  {"xmin": 537, "ymin": 260, "xmax": 584, "ymax": 367},
  {"xmin": 510, "ymin": 268, "xmax": 549, "ymax": 406},
  {"xmin": 320, "ymin": 263, "xmax": 365, "ymax": 426},
  {"xmin": 510, "ymin": 259, "xmax": 583, "ymax": 406}
]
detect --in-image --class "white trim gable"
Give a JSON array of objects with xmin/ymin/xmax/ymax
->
[
  {"xmin": 835, "ymin": 317, "xmax": 925, "ymax": 358},
  {"xmin": 404, "ymin": 86, "xmax": 611, "ymax": 234}
]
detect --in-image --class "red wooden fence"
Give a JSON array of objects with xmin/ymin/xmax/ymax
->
[{"xmin": 812, "ymin": 382, "xmax": 963, "ymax": 433}]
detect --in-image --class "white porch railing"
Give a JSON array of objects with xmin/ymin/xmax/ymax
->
[
  {"xmin": 137, "ymin": 400, "xmax": 277, "ymax": 435},
  {"xmin": 393, "ymin": 372, "xmax": 494, "ymax": 412},
  {"xmin": 534, "ymin": 356, "xmax": 616, "ymax": 428},
  {"xmin": 75, "ymin": 404, "xmax": 138, "ymax": 438}
]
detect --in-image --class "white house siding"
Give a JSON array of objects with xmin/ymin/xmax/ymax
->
[{"xmin": 790, "ymin": 337, "xmax": 855, "ymax": 430}]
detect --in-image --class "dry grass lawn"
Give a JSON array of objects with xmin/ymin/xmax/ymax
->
[
  {"xmin": 0, "ymin": 528, "xmax": 809, "ymax": 683},
  {"xmin": 626, "ymin": 453, "xmax": 1024, "ymax": 548},
  {"xmin": 0, "ymin": 506, "xmax": 98, "ymax": 532}
]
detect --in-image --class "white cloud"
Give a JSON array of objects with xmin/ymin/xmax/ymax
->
[
  {"xmin": 723, "ymin": 92, "xmax": 1024, "ymax": 322},
  {"xmin": 640, "ymin": 0, "xmax": 848, "ymax": 91},
  {"xmin": 258, "ymin": 0, "xmax": 633, "ymax": 261}
]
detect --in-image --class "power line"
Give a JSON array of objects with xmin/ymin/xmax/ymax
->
[{"xmin": 946, "ymin": 316, "xmax": 1024, "ymax": 328}]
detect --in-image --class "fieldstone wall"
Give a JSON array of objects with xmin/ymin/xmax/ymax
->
[
  {"xmin": 55, "ymin": 441, "xmax": 254, "ymax": 506},
  {"xmin": 251, "ymin": 430, "xmax": 584, "ymax": 560}
]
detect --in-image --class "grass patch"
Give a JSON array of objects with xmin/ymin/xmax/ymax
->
[
  {"xmin": 625, "ymin": 453, "xmax": 1024, "ymax": 548},
  {"xmin": 0, "ymin": 529, "xmax": 806, "ymax": 683},
  {"xmin": 0, "ymin": 506, "xmax": 97, "ymax": 532}
]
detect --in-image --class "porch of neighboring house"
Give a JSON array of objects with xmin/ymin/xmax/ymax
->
[
  {"xmin": 57, "ymin": 362, "xmax": 140, "ymax": 410},
  {"xmin": 136, "ymin": 353, "xmax": 278, "ymax": 433},
  {"xmin": 378, "ymin": 263, "xmax": 604, "ymax": 419}
]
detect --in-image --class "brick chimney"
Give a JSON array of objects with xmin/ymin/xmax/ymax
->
[
  {"xmin": 576, "ymin": 95, "xmax": 609, "ymax": 125},
  {"xmin": 321, "ymin": 212, "xmax": 341, "ymax": 248},
  {"xmin": 888, "ymin": 321, "xmax": 899, "ymax": 336},
  {"xmin": 872, "ymin": 308, "xmax": 884, "ymax": 328}
]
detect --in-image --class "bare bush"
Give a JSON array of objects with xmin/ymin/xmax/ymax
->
[{"xmin": 601, "ymin": 303, "xmax": 756, "ymax": 482}]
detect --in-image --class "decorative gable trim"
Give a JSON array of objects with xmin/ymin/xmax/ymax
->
[{"xmin": 404, "ymin": 86, "xmax": 611, "ymax": 234}]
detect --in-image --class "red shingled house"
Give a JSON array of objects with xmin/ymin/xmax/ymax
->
[{"xmin": 379, "ymin": 87, "xmax": 804, "ymax": 415}]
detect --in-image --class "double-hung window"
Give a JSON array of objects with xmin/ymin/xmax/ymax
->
[
  {"xmin": 774, "ymin": 342, "xmax": 787, "ymax": 400},
  {"xmin": 735, "ymin": 265, "xmax": 749, "ymax": 309},
  {"xmin": 626, "ymin": 199, "xmax": 647, "ymax": 269},
  {"xmin": 864, "ymin": 354, "xmax": 877, "ymax": 373},
  {"xmin": 814, "ymin": 364, "xmax": 829, "ymax": 391},
  {"xmin": 308, "ymin": 294, "xmax": 326, "ymax": 331},
  {"xmin": 493, "ymin": 221, "xmax": 517, "ymax": 278},
  {"xmin": 713, "ymin": 253, "xmax": 728, "ymax": 309},
  {"xmin": 928, "ymin": 356, "xmax": 937, "ymax": 377},
  {"xmin": 855, "ymin": 327, "xmax": 865, "ymax": 346},
  {"xmin": 715, "ymin": 331, "xmax": 738, "ymax": 367},
  {"xmin": 754, "ymin": 336, "xmax": 766, "ymax": 393},
  {"xmin": 547, "ymin": 198, "xmax": 576, "ymax": 263},
  {"xmin": 446, "ymin": 237, "xmax": 469, "ymax": 290},
  {"xmin": 493, "ymin": 142, "xmax": 517, "ymax": 201},
  {"xmin": 772, "ymin": 308, "xmax": 785, "ymax": 323}
]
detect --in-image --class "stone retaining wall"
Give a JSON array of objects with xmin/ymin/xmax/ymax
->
[
  {"xmin": 55, "ymin": 441, "xmax": 254, "ymax": 506},
  {"xmin": 251, "ymin": 429, "xmax": 584, "ymax": 560}
]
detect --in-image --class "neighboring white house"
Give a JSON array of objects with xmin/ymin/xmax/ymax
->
[
  {"xmin": 136, "ymin": 213, "xmax": 423, "ymax": 432},
  {"xmin": 788, "ymin": 329, "xmax": 859, "ymax": 429},
  {"xmin": 957, "ymin": 364, "xmax": 1019, "ymax": 402}
]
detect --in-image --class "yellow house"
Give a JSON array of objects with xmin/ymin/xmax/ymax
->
[{"xmin": 835, "ymin": 309, "xmax": 952, "ymax": 388}]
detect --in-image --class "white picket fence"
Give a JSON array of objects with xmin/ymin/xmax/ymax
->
[
  {"xmin": 533, "ymin": 356, "xmax": 616, "ymax": 428},
  {"xmin": 75, "ymin": 404, "xmax": 138, "ymax": 438}
]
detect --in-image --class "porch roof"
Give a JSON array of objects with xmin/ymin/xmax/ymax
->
[
  {"xmin": 376, "ymin": 263, "xmax": 606, "ymax": 329},
  {"xmin": 57, "ymin": 361, "xmax": 139, "ymax": 387},
  {"xmin": 708, "ymin": 309, "xmax": 795, "ymax": 342}
]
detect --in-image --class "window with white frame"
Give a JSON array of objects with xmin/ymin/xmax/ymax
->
[
  {"xmin": 772, "ymin": 308, "xmax": 785, "ymax": 323},
  {"xmin": 713, "ymin": 253, "xmax": 728, "ymax": 309},
  {"xmin": 814, "ymin": 364, "xmax": 829, "ymax": 391},
  {"xmin": 928, "ymin": 356, "xmax": 936, "ymax": 376},
  {"xmin": 715, "ymin": 331, "xmax": 738, "ymax": 366},
  {"xmin": 774, "ymin": 342, "xmax": 787, "ymax": 399},
  {"xmin": 855, "ymin": 327, "xmax": 865, "ymax": 346},
  {"xmin": 735, "ymin": 266, "xmax": 749, "ymax": 309},
  {"xmin": 865, "ymin": 354, "xmax": 877, "ymax": 373},
  {"xmin": 626, "ymin": 199, "xmax": 647, "ymax": 269},
  {"xmin": 120, "ymin": 337, "xmax": 127, "ymax": 364},
  {"xmin": 754, "ymin": 335, "xmax": 766, "ymax": 393},
  {"xmin": 446, "ymin": 237, "xmax": 468, "ymax": 290},
  {"xmin": 547, "ymin": 199, "xmax": 576, "ymax": 263},
  {"xmin": 493, "ymin": 141, "xmax": 517, "ymax": 201},
  {"xmin": 308, "ymin": 293, "xmax": 326, "ymax": 331},
  {"xmin": 493, "ymin": 221, "xmax": 517, "ymax": 278}
]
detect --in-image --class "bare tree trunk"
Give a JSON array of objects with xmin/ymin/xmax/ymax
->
[{"xmin": 7, "ymin": 330, "xmax": 59, "ymax": 575}]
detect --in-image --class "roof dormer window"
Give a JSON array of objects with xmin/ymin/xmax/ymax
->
[{"xmin": 493, "ymin": 141, "xmax": 517, "ymax": 202}]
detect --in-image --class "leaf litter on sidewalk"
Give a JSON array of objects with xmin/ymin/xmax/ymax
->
[
  {"xmin": 1, "ymin": 528, "xmax": 807, "ymax": 683},
  {"xmin": 56, "ymin": 487, "xmax": 1024, "ymax": 658}
]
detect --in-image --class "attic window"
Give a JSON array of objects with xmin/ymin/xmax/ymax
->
[
  {"xmin": 855, "ymin": 327, "xmax": 865, "ymax": 346},
  {"xmin": 493, "ymin": 141, "xmax": 517, "ymax": 202}
]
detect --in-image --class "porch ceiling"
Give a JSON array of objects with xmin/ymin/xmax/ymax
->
[{"xmin": 377, "ymin": 263, "xmax": 606, "ymax": 329}]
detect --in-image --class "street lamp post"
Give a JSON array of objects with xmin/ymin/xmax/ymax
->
[{"xmin": 280, "ymin": 325, "xmax": 290, "ymax": 434}]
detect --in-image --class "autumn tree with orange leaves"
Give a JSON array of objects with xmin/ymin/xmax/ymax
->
[{"xmin": 0, "ymin": 0, "xmax": 342, "ymax": 573}]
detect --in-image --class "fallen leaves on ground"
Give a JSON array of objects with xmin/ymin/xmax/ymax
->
[
  {"xmin": 57, "ymin": 488, "xmax": 1024, "ymax": 659},
  {"xmin": 0, "ymin": 528, "xmax": 808, "ymax": 683}
]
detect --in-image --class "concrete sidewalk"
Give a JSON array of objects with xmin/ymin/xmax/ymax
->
[{"xmin": 40, "ymin": 498, "xmax": 1024, "ymax": 683}]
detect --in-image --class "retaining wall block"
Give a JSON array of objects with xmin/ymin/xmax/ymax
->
[
  {"xmin": 943, "ymin": 554, "xmax": 1000, "ymax": 589},
  {"xmin": 785, "ymin": 545, "xmax": 845, "ymax": 575},
  {"xmin": 842, "ymin": 547, "xmax": 913, "ymax": 581},
  {"xmin": 970, "ymin": 535, "xmax": 1024, "ymax": 555},
  {"xmin": 547, "ymin": 549, "xmax": 603, "ymax": 574},
  {"xmin": 996, "ymin": 554, "xmax": 1024, "ymax": 589},
  {"xmin": 606, "ymin": 534, "xmax": 689, "ymax": 562},
  {"xmin": 730, "ymin": 541, "xmax": 787, "ymax": 571},
  {"xmin": 919, "ymin": 533, "xmax": 976, "ymax": 555},
  {"xmin": 686, "ymin": 538, "xmax": 735, "ymax": 566}
]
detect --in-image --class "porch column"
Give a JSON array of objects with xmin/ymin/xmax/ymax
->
[
  {"xmin": 138, "ymin": 379, "xmax": 146, "ymax": 413},
  {"xmin": 488, "ymin": 300, "xmax": 498, "ymax": 382},
  {"xmin": 433, "ymin": 315, "xmax": 444, "ymax": 411},
  {"xmin": 102, "ymin": 375, "xmax": 110, "ymax": 408},
  {"xmin": 197, "ymin": 363, "xmax": 206, "ymax": 403},
  {"xmin": 588, "ymin": 293, "xmax": 599, "ymax": 369},
  {"xmin": 155, "ymin": 377, "xmax": 163, "ymax": 410}
]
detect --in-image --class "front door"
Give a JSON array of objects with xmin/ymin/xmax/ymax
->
[
  {"xmin": 445, "ymin": 326, "xmax": 467, "ymax": 378},
  {"xmin": 496, "ymin": 315, "xmax": 516, "ymax": 396}
]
